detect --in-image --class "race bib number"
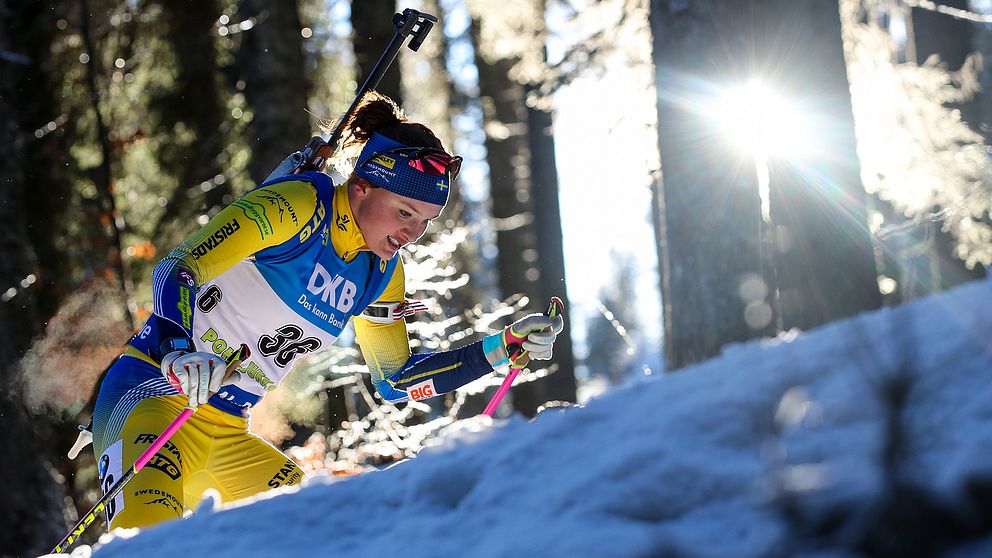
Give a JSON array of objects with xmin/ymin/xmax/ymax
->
[{"xmin": 98, "ymin": 440, "xmax": 125, "ymax": 526}]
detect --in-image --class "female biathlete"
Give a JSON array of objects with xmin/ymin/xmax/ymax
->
[{"xmin": 87, "ymin": 92, "xmax": 564, "ymax": 530}]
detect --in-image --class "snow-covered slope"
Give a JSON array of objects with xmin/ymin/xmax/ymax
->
[{"xmin": 65, "ymin": 276, "xmax": 992, "ymax": 558}]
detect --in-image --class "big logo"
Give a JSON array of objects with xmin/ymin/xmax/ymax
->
[
  {"xmin": 258, "ymin": 324, "xmax": 322, "ymax": 367},
  {"xmin": 408, "ymin": 379, "xmax": 436, "ymax": 401},
  {"xmin": 306, "ymin": 263, "xmax": 357, "ymax": 313}
]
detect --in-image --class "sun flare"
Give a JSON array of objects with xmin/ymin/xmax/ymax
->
[{"xmin": 710, "ymin": 81, "xmax": 810, "ymax": 159}]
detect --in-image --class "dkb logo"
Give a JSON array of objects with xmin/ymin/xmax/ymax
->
[{"xmin": 306, "ymin": 263, "xmax": 357, "ymax": 313}]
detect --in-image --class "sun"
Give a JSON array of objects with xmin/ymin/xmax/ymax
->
[{"xmin": 710, "ymin": 81, "xmax": 811, "ymax": 159}]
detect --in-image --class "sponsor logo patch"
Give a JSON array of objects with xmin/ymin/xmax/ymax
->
[
  {"xmin": 134, "ymin": 433, "xmax": 184, "ymax": 467},
  {"xmin": 99, "ymin": 440, "xmax": 125, "ymax": 524},
  {"xmin": 336, "ymin": 213, "xmax": 350, "ymax": 232},
  {"xmin": 298, "ymin": 201, "xmax": 326, "ymax": 243},
  {"xmin": 364, "ymin": 167, "xmax": 396, "ymax": 184},
  {"xmin": 268, "ymin": 459, "xmax": 303, "ymax": 488},
  {"xmin": 370, "ymin": 154, "xmax": 396, "ymax": 169},
  {"xmin": 233, "ymin": 199, "xmax": 274, "ymax": 239},
  {"xmin": 177, "ymin": 286, "xmax": 193, "ymax": 330},
  {"xmin": 198, "ymin": 327, "xmax": 277, "ymax": 390},
  {"xmin": 258, "ymin": 190, "xmax": 299, "ymax": 226},
  {"xmin": 235, "ymin": 360, "xmax": 276, "ymax": 390},
  {"xmin": 145, "ymin": 453, "xmax": 181, "ymax": 480},
  {"xmin": 135, "ymin": 488, "xmax": 182, "ymax": 516},
  {"xmin": 200, "ymin": 327, "xmax": 242, "ymax": 362},
  {"xmin": 177, "ymin": 269, "xmax": 196, "ymax": 287},
  {"xmin": 408, "ymin": 379, "xmax": 436, "ymax": 401},
  {"xmin": 306, "ymin": 263, "xmax": 357, "ymax": 313},
  {"xmin": 191, "ymin": 219, "xmax": 240, "ymax": 259}
]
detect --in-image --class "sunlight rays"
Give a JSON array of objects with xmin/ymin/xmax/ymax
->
[{"xmin": 709, "ymin": 80, "xmax": 812, "ymax": 161}]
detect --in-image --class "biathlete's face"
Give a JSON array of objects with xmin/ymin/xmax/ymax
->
[{"xmin": 351, "ymin": 178, "xmax": 444, "ymax": 260}]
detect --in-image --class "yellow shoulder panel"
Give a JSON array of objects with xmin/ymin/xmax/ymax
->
[{"xmin": 172, "ymin": 180, "xmax": 318, "ymax": 283}]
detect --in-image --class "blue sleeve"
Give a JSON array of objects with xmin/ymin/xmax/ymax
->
[
  {"xmin": 375, "ymin": 340, "xmax": 496, "ymax": 402},
  {"xmin": 151, "ymin": 257, "xmax": 198, "ymax": 341}
]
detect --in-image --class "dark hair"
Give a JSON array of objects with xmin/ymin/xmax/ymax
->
[{"xmin": 337, "ymin": 91, "xmax": 444, "ymax": 157}]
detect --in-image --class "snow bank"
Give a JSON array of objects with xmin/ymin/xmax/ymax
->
[{"xmin": 61, "ymin": 276, "xmax": 992, "ymax": 558}]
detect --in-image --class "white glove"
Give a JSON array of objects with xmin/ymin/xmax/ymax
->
[
  {"xmin": 483, "ymin": 313, "xmax": 565, "ymax": 368},
  {"xmin": 161, "ymin": 351, "xmax": 240, "ymax": 407}
]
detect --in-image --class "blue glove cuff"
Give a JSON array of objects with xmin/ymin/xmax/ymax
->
[{"xmin": 482, "ymin": 333, "xmax": 510, "ymax": 369}]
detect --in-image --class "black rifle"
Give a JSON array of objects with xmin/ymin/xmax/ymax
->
[{"xmin": 263, "ymin": 8, "xmax": 438, "ymax": 181}]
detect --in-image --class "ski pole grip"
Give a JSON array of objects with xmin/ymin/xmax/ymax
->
[
  {"xmin": 482, "ymin": 297, "xmax": 566, "ymax": 417},
  {"xmin": 547, "ymin": 296, "xmax": 564, "ymax": 321}
]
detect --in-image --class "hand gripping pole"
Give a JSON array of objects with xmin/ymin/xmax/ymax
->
[{"xmin": 483, "ymin": 297, "xmax": 565, "ymax": 417}]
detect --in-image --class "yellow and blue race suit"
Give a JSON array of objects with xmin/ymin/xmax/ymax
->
[{"xmin": 91, "ymin": 171, "xmax": 497, "ymax": 529}]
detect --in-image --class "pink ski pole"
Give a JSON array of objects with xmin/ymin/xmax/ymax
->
[
  {"xmin": 483, "ymin": 297, "xmax": 564, "ymax": 417},
  {"xmin": 50, "ymin": 407, "xmax": 196, "ymax": 554},
  {"xmin": 51, "ymin": 344, "xmax": 249, "ymax": 554},
  {"xmin": 482, "ymin": 368, "xmax": 521, "ymax": 417}
]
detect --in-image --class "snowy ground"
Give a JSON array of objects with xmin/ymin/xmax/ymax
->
[{"xmin": 52, "ymin": 275, "xmax": 992, "ymax": 558}]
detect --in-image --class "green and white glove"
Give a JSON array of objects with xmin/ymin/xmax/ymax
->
[{"xmin": 483, "ymin": 313, "xmax": 565, "ymax": 369}]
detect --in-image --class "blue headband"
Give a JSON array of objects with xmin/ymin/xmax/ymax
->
[{"xmin": 354, "ymin": 132, "xmax": 451, "ymax": 206}]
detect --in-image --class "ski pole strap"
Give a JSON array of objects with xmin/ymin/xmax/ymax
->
[{"xmin": 482, "ymin": 297, "xmax": 564, "ymax": 417}]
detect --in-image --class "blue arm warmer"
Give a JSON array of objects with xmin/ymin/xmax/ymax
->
[{"xmin": 376, "ymin": 339, "xmax": 495, "ymax": 402}]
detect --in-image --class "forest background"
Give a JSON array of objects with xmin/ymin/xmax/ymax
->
[{"xmin": 2, "ymin": 1, "xmax": 991, "ymax": 556}]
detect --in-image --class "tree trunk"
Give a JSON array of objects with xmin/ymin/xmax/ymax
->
[
  {"xmin": 649, "ymin": 0, "xmax": 771, "ymax": 371},
  {"xmin": 14, "ymin": 5, "xmax": 74, "ymax": 322},
  {"xmin": 470, "ymin": 18, "xmax": 540, "ymax": 305},
  {"xmin": 351, "ymin": 0, "xmax": 402, "ymax": 104},
  {"xmin": 0, "ymin": 3, "xmax": 71, "ymax": 555},
  {"xmin": 517, "ymin": 84, "xmax": 577, "ymax": 409},
  {"xmin": 151, "ymin": 0, "xmax": 228, "ymax": 239},
  {"xmin": 760, "ymin": 0, "xmax": 882, "ymax": 331},
  {"xmin": 239, "ymin": 0, "xmax": 312, "ymax": 185},
  {"xmin": 410, "ymin": 0, "xmax": 458, "ymax": 205},
  {"xmin": 470, "ymin": 16, "xmax": 550, "ymax": 414},
  {"xmin": 78, "ymin": 0, "xmax": 134, "ymax": 329}
]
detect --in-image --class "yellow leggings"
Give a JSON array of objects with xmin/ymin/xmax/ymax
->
[{"xmin": 98, "ymin": 395, "xmax": 304, "ymax": 529}]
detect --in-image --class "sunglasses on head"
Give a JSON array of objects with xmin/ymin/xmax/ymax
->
[{"xmin": 367, "ymin": 146, "xmax": 463, "ymax": 180}]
